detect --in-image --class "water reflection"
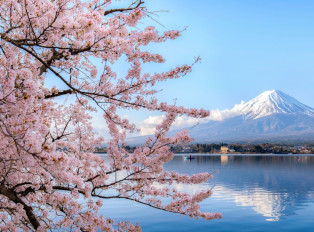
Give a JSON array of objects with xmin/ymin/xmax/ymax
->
[{"xmin": 165, "ymin": 154, "xmax": 314, "ymax": 222}]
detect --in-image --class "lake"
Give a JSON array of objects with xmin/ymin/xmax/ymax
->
[{"xmin": 99, "ymin": 154, "xmax": 314, "ymax": 231}]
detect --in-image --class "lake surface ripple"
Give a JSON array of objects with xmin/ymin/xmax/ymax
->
[{"xmin": 100, "ymin": 154, "xmax": 314, "ymax": 232}]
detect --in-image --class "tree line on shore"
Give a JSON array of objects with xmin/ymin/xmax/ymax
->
[{"xmin": 95, "ymin": 143, "xmax": 314, "ymax": 154}]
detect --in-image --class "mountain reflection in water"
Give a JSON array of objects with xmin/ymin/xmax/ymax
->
[
  {"xmin": 99, "ymin": 154, "xmax": 314, "ymax": 232},
  {"xmin": 166, "ymin": 155, "xmax": 314, "ymax": 222}
]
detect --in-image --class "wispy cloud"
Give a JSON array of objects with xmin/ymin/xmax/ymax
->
[
  {"xmin": 93, "ymin": 101, "xmax": 246, "ymax": 137},
  {"xmin": 139, "ymin": 115, "xmax": 166, "ymax": 135},
  {"xmin": 139, "ymin": 101, "xmax": 246, "ymax": 135}
]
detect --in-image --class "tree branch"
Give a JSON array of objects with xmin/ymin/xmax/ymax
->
[
  {"xmin": 0, "ymin": 184, "xmax": 40, "ymax": 230},
  {"xmin": 104, "ymin": 0, "xmax": 144, "ymax": 16},
  {"xmin": 45, "ymin": 89, "xmax": 74, "ymax": 99}
]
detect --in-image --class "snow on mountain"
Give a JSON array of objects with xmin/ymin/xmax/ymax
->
[
  {"xmin": 230, "ymin": 90, "xmax": 314, "ymax": 119},
  {"xmin": 128, "ymin": 90, "xmax": 314, "ymax": 144},
  {"xmin": 184, "ymin": 90, "xmax": 314, "ymax": 142}
]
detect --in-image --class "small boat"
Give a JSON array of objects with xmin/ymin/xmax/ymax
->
[{"xmin": 184, "ymin": 156, "xmax": 195, "ymax": 160}]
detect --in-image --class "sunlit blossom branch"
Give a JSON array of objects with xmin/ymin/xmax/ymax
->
[{"xmin": 0, "ymin": 0, "xmax": 219, "ymax": 230}]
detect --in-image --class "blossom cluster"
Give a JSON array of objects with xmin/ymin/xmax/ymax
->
[{"xmin": 0, "ymin": 0, "xmax": 220, "ymax": 231}]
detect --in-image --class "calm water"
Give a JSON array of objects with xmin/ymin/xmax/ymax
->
[{"xmin": 99, "ymin": 154, "xmax": 314, "ymax": 231}]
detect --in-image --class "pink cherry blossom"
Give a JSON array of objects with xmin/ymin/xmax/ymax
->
[{"xmin": 0, "ymin": 0, "xmax": 220, "ymax": 231}]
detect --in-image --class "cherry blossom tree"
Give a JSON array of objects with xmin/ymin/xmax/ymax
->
[{"xmin": 0, "ymin": 0, "xmax": 222, "ymax": 231}]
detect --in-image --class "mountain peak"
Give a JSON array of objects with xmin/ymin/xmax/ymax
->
[
  {"xmin": 232, "ymin": 90, "xmax": 314, "ymax": 119},
  {"xmin": 258, "ymin": 89, "xmax": 285, "ymax": 98},
  {"xmin": 129, "ymin": 90, "xmax": 314, "ymax": 144}
]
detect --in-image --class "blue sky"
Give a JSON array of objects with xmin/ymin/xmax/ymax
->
[
  {"xmin": 51, "ymin": 0, "xmax": 314, "ymax": 135},
  {"xmin": 141, "ymin": 0, "xmax": 314, "ymax": 111}
]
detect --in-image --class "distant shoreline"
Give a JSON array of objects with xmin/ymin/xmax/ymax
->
[
  {"xmin": 94, "ymin": 152, "xmax": 314, "ymax": 155},
  {"xmin": 95, "ymin": 143, "xmax": 314, "ymax": 155}
]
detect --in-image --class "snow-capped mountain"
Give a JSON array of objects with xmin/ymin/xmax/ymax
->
[
  {"xmin": 186, "ymin": 90, "xmax": 314, "ymax": 143},
  {"xmin": 128, "ymin": 90, "xmax": 314, "ymax": 144},
  {"xmin": 229, "ymin": 90, "xmax": 314, "ymax": 119}
]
